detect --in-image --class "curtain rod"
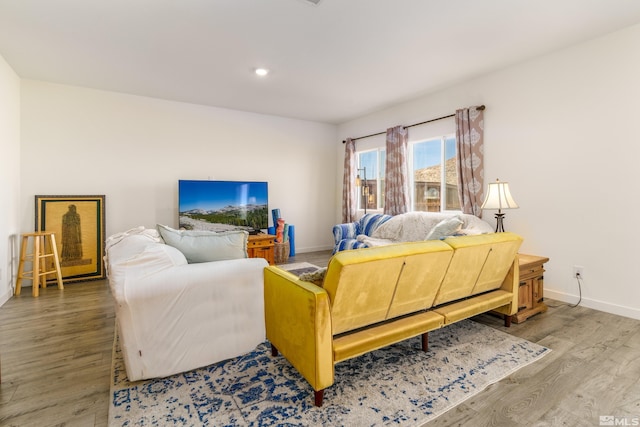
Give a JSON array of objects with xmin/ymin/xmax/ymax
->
[{"xmin": 342, "ymin": 105, "xmax": 485, "ymax": 143}]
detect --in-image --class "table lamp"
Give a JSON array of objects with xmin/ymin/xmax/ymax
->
[{"xmin": 481, "ymin": 179, "xmax": 518, "ymax": 232}]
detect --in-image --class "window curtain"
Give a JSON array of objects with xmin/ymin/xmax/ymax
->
[
  {"xmin": 341, "ymin": 138, "xmax": 357, "ymax": 223},
  {"xmin": 455, "ymin": 107, "xmax": 484, "ymax": 217},
  {"xmin": 384, "ymin": 126, "xmax": 410, "ymax": 216}
]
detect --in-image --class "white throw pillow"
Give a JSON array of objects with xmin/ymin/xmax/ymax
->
[
  {"xmin": 460, "ymin": 214, "xmax": 495, "ymax": 234},
  {"xmin": 156, "ymin": 224, "xmax": 248, "ymax": 263},
  {"xmin": 425, "ymin": 216, "xmax": 464, "ymax": 240}
]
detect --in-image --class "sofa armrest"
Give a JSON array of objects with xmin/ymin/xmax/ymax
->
[
  {"xmin": 333, "ymin": 238, "xmax": 368, "ymax": 254},
  {"xmin": 264, "ymin": 266, "xmax": 334, "ymax": 392},
  {"xmin": 332, "ymin": 222, "xmax": 359, "ymax": 244},
  {"xmin": 359, "ymin": 213, "xmax": 393, "ymax": 236}
]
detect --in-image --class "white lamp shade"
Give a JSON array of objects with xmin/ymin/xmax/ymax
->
[{"xmin": 481, "ymin": 179, "xmax": 519, "ymax": 210}]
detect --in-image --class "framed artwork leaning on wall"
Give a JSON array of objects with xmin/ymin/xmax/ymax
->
[{"xmin": 35, "ymin": 195, "xmax": 106, "ymax": 283}]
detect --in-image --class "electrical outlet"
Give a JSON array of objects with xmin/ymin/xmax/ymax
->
[{"xmin": 573, "ymin": 265, "xmax": 584, "ymax": 278}]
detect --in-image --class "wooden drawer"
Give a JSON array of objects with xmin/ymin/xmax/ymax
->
[
  {"xmin": 247, "ymin": 234, "xmax": 276, "ymax": 265},
  {"xmin": 520, "ymin": 264, "xmax": 545, "ymax": 281}
]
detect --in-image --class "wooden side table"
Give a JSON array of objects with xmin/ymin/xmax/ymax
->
[
  {"xmin": 247, "ymin": 234, "xmax": 276, "ymax": 265},
  {"xmin": 512, "ymin": 254, "xmax": 549, "ymax": 324}
]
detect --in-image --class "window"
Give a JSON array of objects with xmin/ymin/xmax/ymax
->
[
  {"xmin": 412, "ymin": 135, "xmax": 460, "ymax": 212},
  {"xmin": 357, "ymin": 149, "xmax": 385, "ymax": 211},
  {"xmin": 355, "ymin": 134, "xmax": 459, "ymax": 213}
]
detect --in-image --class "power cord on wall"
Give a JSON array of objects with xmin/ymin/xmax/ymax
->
[
  {"xmin": 568, "ymin": 272, "xmax": 583, "ymax": 308},
  {"xmin": 546, "ymin": 272, "xmax": 583, "ymax": 309}
]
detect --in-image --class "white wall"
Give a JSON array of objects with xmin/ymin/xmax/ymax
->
[
  {"xmin": 338, "ymin": 23, "xmax": 640, "ymax": 320},
  {"xmin": 0, "ymin": 54, "xmax": 20, "ymax": 305},
  {"xmin": 13, "ymin": 23, "xmax": 640, "ymax": 319},
  {"xmin": 20, "ymin": 81, "xmax": 338, "ymax": 254}
]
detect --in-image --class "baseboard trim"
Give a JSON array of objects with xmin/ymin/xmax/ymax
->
[
  {"xmin": 0, "ymin": 286, "xmax": 13, "ymax": 307},
  {"xmin": 294, "ymin": 245, "xmax": 333, "ymax": 254},
  {"xmin": 545, "ymin": 289, "xmax": 640, "ymax": 320}
]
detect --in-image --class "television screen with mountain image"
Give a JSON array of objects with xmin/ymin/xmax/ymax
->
[{"xmin": 178, "ymin": 180, "xmax": 268, "ymax": 233}]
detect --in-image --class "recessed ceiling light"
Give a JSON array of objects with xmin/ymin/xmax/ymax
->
[{"xmin": 255, "ymin": 68, "xmax": 269, "ymax": 77}]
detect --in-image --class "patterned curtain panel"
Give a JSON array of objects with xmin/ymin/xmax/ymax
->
[
  {"xmin": 384, "ymin": 126, "xmax": 410, "ymax": 216},
  {"xmin": 455, "ymin": 108, "xmax": 485, "ymax": 217},
  {"xmin": 341, "ymin": 138, "xmax": 357, "ymax": 223}
]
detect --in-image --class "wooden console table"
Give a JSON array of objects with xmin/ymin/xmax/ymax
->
[
  {"xmin": 513, "ymin": 254, "xmax": 549, "ymax": 324},
  {"xmin": 247, "ymin": 234, "xmax": 276, "ymax": 265}
]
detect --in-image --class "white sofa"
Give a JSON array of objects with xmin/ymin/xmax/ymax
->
[{"xmin": 106, "ymin": 227, "xmax": 268, "ymax": 381}]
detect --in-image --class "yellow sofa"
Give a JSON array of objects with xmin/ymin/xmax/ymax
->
[{"xmin": 263, "ymin": 232, "xmax": 523, "ymax": 406}]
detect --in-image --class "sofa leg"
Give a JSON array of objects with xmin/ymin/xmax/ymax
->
[
  {"xmin": 504, "ymin": 315, "xmax": 512, "ymax": 328},
  {"xmin": 421, "ymin": 332, "xmax": 428, "ymax": 352},
  {"xmin": 271, "ymin": 344, "xmax": 278, "ymax": 357},
  {"xmin": 314, "ymin": 389, "xmax": 324, "ymax": 407}
]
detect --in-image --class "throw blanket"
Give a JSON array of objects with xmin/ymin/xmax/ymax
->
[
  {"xmin": 357, "ymin": 212, "xmax": 493, "ymax": 247},
  {"xmin": 105, "ymin": 226, "xmax": 161, "ymax": 251},
  {"xmin": 103, "ymin": 226, "xmax": 162, "ymax": 275},
  {"xmin": 356, "ymin": 235, "xmax": 395, "ymax": 247}
]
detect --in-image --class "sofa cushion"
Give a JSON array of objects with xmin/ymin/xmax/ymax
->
[
  {"xmin": 333, "ymin": 310, "xmax": 444, "ymax": 362},
  {"xmin": 432, "ymin": 232, "xmax": 522, "ymax": 305},
  {"xmin": 324, "ymin": 240, "xmax": 454, "ymax": 335},
  {"xmin": 157, "ymin": 224, "xmax": 248, "ymax": 263},
  {"xmin": 433, "ymin": 290, "xmax": 513, "ymax": 324}
]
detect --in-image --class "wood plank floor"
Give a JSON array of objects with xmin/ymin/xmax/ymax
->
[
  {"xmin": 0, "ymin": 250, "xmax": 638, "ymax": 426},
  {"xmin": 0, "ymin": 277, "xmax": 116, "ymax": 427}
]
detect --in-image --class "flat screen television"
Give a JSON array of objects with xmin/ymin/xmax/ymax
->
[{"xmin": 178, "ymin": 180, "xmax": 268, "ymax": 234}]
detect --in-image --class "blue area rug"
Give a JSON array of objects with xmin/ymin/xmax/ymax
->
[
  {"xmin": 109, "ymin": 319, "xmax": 549, "ymax": 426},
  {"xmin": 277, "ymin": 261, "xmax": 322, "ymax": 277}
]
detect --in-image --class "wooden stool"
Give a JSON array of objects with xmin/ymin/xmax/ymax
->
[{"xmin": 15, "ymin": 232, "xmax": 64, "ymax": 297}]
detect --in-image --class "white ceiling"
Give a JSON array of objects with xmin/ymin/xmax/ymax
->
[{"xmin": 1, "ymin": 0, "xmax": 640, "ymax": 124}]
